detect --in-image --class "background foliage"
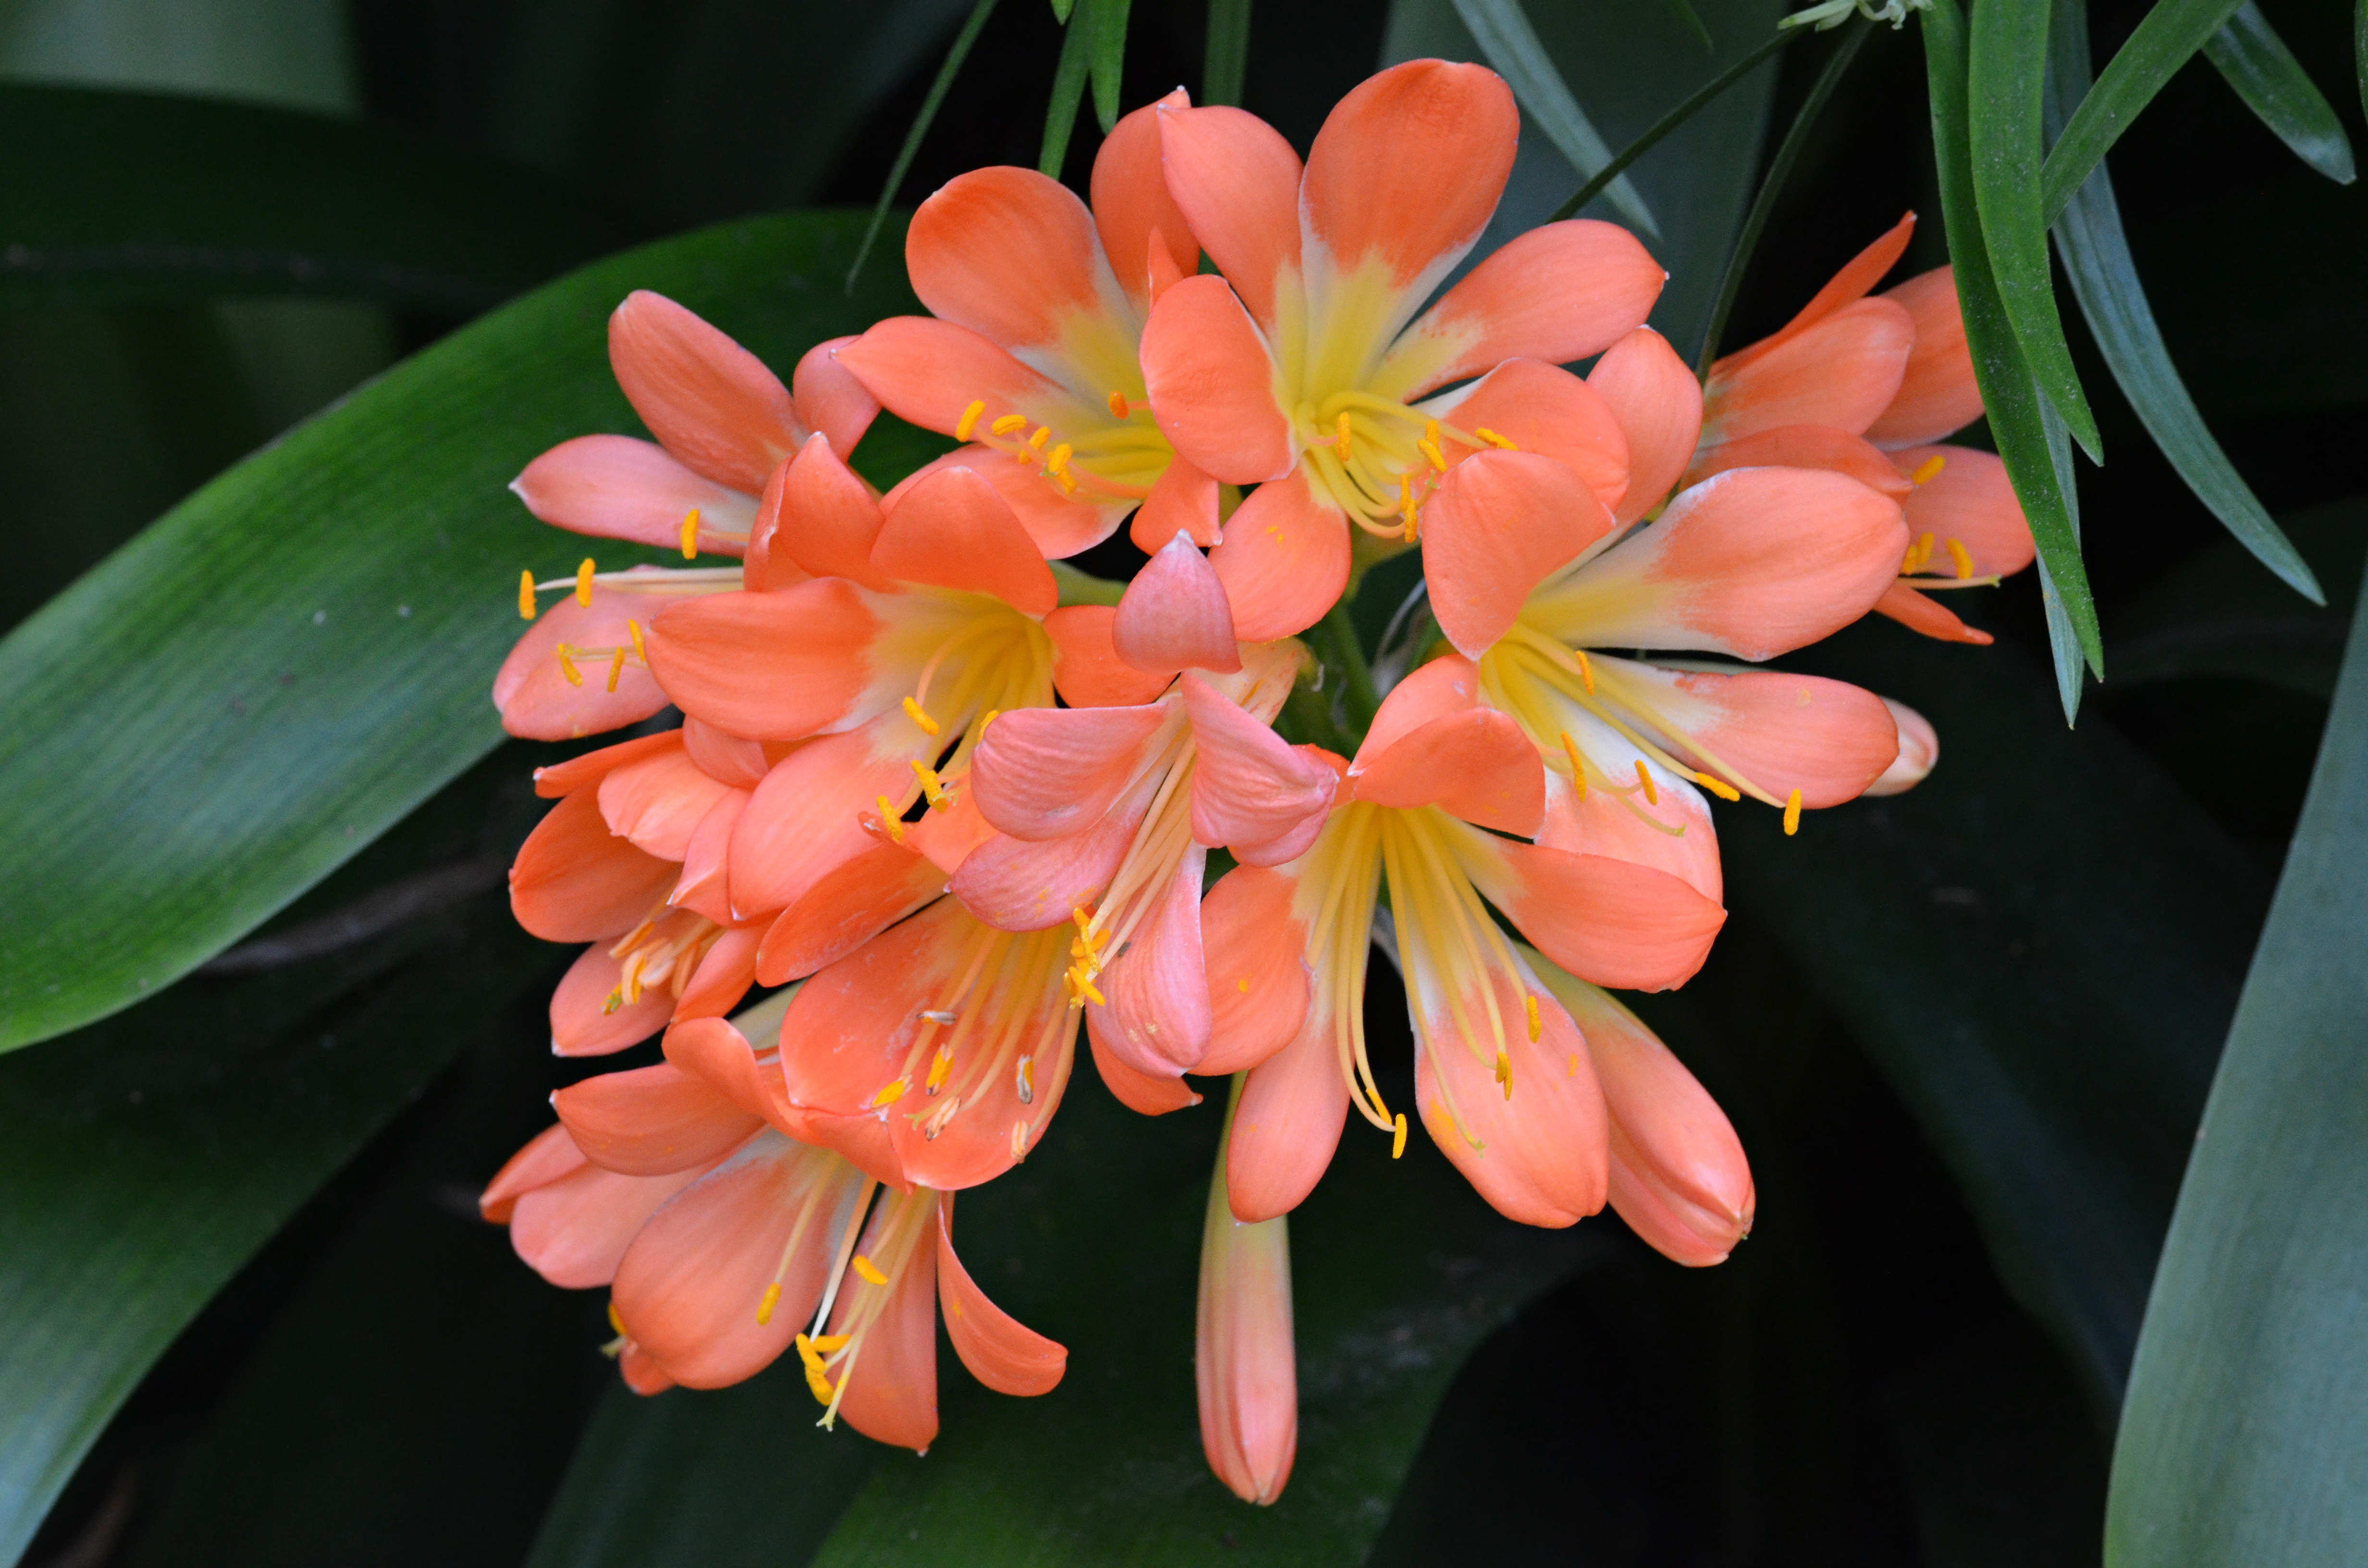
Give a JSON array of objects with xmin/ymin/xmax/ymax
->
[{"xmin": 0, "ymin": 0, "xmax": 2361, "ymax": 1562}]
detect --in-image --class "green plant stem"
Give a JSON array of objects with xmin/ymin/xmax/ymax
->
[
  {"xmin": 1319, "ymin": 604, "xmax": 1382, "ymax": 734},
  {"xmin": 1548, "ymin": 28, "xmax": 1790, "ymax": 222},
  {"xmin": 1692, "ymin": 20, "xmax": 1873, "ymax": 376},
  {"xmin": 846, "ymin": 0, "xmax": 1001, "ymax": 291},
  {"xmin": 1204, "ymin": 0, "xmax": 1252, "ymax": 107}
]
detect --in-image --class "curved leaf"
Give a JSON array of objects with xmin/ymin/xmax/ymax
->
[
  {"xmin": 2040, "ymin": 0, "xmax": 2248, "ymax": 225},
  {"xmin": 2104, "ymin": 550, "xmax": 2368, "ymax": 1565},
  {"xmin": 2204, "ymin": 1, "xmax": 2357, "ymax": 185},
  {"xmin": 0, "ymin": 209, "xmax": 930, "ymax": 1055},
  {"xmin": 1448, "ymin": 0, "xmax": 1659, "ymax": 234}
]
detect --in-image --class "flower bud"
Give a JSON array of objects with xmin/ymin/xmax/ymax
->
[
  {"xmin": 1197, "ymin": 1110, "xmax": 1297, "ymax": 1504},
  {"xmin": 1862, "ymin": 698, "xmax": 1937, "ymax": 796}
]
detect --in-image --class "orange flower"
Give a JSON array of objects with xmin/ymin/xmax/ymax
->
[
  {"xmin": 1137, "ymin": 59, "xmax": 1663, "ymax": 640},
  {"xmin": 1197, "ymin": 1084, "xmax": 1296, "ymax": 1505}
]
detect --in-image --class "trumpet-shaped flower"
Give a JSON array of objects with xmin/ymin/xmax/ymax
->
[
  {"xmin": 1139, "ymin": 59, "xmax": 1665, "ymax": 640},
  {"xmin": 836, "ymin": 93, "xmax": 1212, "ymax": 558}
]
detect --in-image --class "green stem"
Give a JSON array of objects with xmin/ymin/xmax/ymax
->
[
  {"xmin": 1693, "ymin": 19, "xmax": 1874, "ymax": 376},
  {"xmin": 1319, "ymin": 604, "xmax": 1382, "ymax": 734},
  {"xmin": 1548, "ymin": 28, "xmax": 1792, "ymax": 222},
  {"xmin": 845, "ymin": 0, "xmax": 1002, "ymax": 292}
]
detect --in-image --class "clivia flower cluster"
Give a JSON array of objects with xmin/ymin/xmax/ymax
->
[{"xmin": 480, "ymin": 59, "xmax": 2027, "ymax": 1499}]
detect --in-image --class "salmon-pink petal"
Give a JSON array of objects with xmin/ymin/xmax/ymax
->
[
  {"xmin": 1115, "ymin": 532, "xmax": 1240, "ymax": 675},
  {"xmin": 951, "ymin": 806, "xmax": 1140, "ymax": 932},
  {"xmin": 599, "ymin": 747, "xmax": 736, "ymax": 860},
  {"xmin": 904, "ymin": 787, "xmax": 997, "ymax": 878},
  {"xmin": 1182, "ymin": 674, "xmax": 1338, "ymax": 858},
  {"xmin": 835, "ymin": 317, "xmax": 1097, "ymax": 444},
  {"xmin": 671, "ymin": 790, "xmax": 747, "ymax": 926},
  {"xmin": 511, "ymin": 435, "xmax": 756, "ymax": 554},
  {"xmin": 1089, "ymin": 1012, "xmax": 1206, "ymax": 1114},
  {"xmin": 609, "ymin": 291, "xmax": 802, "ymax": 492},
  {"xmin": 533, "ymin": 730, "xmax": 682, "ymax": 799},
  {"xmin": 1420, "ymin": 358, "xmax": 1630, "ymax": 517},
  {"xmin": 511, "ymin": 789, "xmax": 677, "ymax": 943},
  {"xmin": 1130, "ymin": 450, "xmax": 1222, "ymax": 552},
  {"xmin": 790, "ymin": 335, "xmax": 881, "ymax": 456},
  {"xmin": 755, "ymin": 845, "xmax": 948, "ymax": 986},
  {"xmin": 1702, "ymin": 297, "xmax": 1914, "ymax": 443},
  {"xmin": 1864, "ymin": 698, "xmax": 1938, "ymax": 796},
  {"xmin": 1197, "ymin": 1170, "xmax": 1296, "ymax": 1506},
  {"xmin": 771, "ymin": 431, "xmax": 893, "ymax": 589},
  {"xmin": 1301, "ymin": 60, "xmax": 1516, "ymax": 295},
  {"xmin": 938, "ymin": 1200, "xmax": 1069, "ymax": 1393},
  {"xmin": 1206, "ymin": 469, "xmax": 1350, "ymax": 642},
  {"xmin": 662, "ymin": 1014, "xmax": 796, "ymax": 1128},
  {"xmin": 775, "ymin": 899, "xmax": 966, "ymax": 1115},
  {"xmin": 826, "ymin": 1211, "xmax": 939, "ymax": 1450},
  {"xmin": 1227, "ymin": 999, "xmax": 1348, "ymax": 1222},
  {"xmin": 1456, "ymin": 827, "xmax": 1725, "ymax": 992},
  {"xmin": 1896, "ymin": 444, "xmax": 2033, "ymax": 575},
  {"xmin": 1420, "ymin": 449, "xmax": 1614, "ymax": 659},
  {"xmin": 1873, "ymin": 582, "xmax": 1994, "ymax": 645},
  {"xmin": 678, "ymin": 718, "xmax": 767, "ymax": 787},
  {"xmin": 617, "ymin": 1342, "xmax": 677, "ymax": 1394},
  {"xmin": 1588, "ymin": 328, "xmax": 1702, "ymax": 526},
  {"xmin": 1684, "ymin": 424, "xmax": 1913, "ymax": 498},
  {"xmin": 1748, "ymin": 211, "xmax": 1915, "ymax": 356},
  {"xmin": 671, "ymin": 923, "xmax": 761, "ymax": 1021},
  {"xmin": 1141, "ymin": 275, "xmax": 1294, "ymax": 485},
  {"xmin": 1385, "ymin": 220, "xmax": 1663, "ymax": 397},
  {"xmin": 871, "ymin": 466, "xmax": 1057, "ymax": 615},
  {"xmin": 969, "ymin": 702, "xmax": 1167, "ymax": 841},
  {"xmin": 925, "ymin": 444, "xmax": 1131, "ymax": 560},
  {"xmin": 1093, "ymin": 844, "xmax": 1213, "ymax": 1077},
  {"xmin": 1533, "ymin": 467, "xmax": 1907, "ymax": 661},
  {"xmin": 909, "ymin": 165, "xmax": 1113, "ymax": 355},
  {"xmin": 1350, "ymin": 655, "xmax": 1482, "ymax": 768},
  {"xmin": 730, "ymin": 720, "xmax": 921, "ymax": 919},
  {"xmin": 555, "ymin": 1061, "xmax": 763, "ymax": 1176},
  {"xmin": 493, "ymin": 584, "xmax": 671, "ymax": 741},
  {"xmin": 481, "ymin": 1122, "xmax": 586, "ymax": 1224},
  {"xmin": 512, "ymin": 1161, "xmax": 704, "ymax": 1290},
  {"xmin": 1612, "ymin": 659, "xmax": 1900, "ymax": 808},
  {"xmin": 1198, "ymin": 865, "xmax": 1311, "ymax": 1076},
  {"xmin": 1093, "ymin": 88, "xmax": 1199, "ymax": 310},
  {"xmin": 1157, "ymin": 103, "xmax": 1303, "ymax": 330},
  {"xmin": 645, "ymin": 578, "xmax": 881, "ymax": 741},
  {"xmin": 1866, "ymin": 267, "xmax": 1983, "ymax": 447},
  {"xmin": 1046, "ymin": 605, "xmax": 1175, "ymax": 707},
  {"xmin": 551, "ymin": 942, "xmax": 673, "ymax": 1057},
  {"xmin": 1537, "ymin": 766, "xmax": 1722, "ymax": 904},
  {"xmin": 1349, "ymin": 710, "xmax": 1544, "ymax": 837}
]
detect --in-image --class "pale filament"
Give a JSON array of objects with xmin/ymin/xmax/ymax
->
[
  {"xmin": 812, "ymin": 1187, "xmax": 938, "ymax": 1429},
  {"xmin": 604, "ymin": 906, "xmax": 724, "ymax": 1011},
  {"xmin": 962, "ymin": 397, "xmax": 1173, "ymax": 502},
  {"xmin": 1382, "ymin": 808, "xmax": 1533, "ymax": 1150},
  {"xmin": 1292, "ymin": 389, "xmax": 1500, "ymax": 539}
]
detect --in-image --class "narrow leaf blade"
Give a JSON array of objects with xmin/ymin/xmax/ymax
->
[
  {"xmin": 2040, "ymin": 0, "xmax": 2249, "ymax": 223},
  {"xmin": 1202, "ymin": 0, "xmax": 1252, "ymax": 106},
  {"xmin": 1087, "ymin": 0, "xmax": 1132, "ymax": 135},
  {"xmin": 1040, "ymin": 7, "xmax": 1092, "ymax": 176},
  {"xmin": 2204, "ymin": 1, "xmax": 2357, "ymax": 184},
  {"xmin": 1448, "ymin": 0, "xmax": 1660, "ymax": 234}
]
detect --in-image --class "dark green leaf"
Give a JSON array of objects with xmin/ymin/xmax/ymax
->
[
  {"xmin": 2040, "ymin": 0, "xmax": 2249, "ymax": 225},
  {"xmin": 1040, "ymin": 5, "xmax": 1092, "ymax": 176},
  {"xmin": 848, "ymin": 0, "xmax": 1004, "ymax": 291},
  {"xmin": 1969, "ymin": 0, "xmax": 2101, "ymax": 460},
  {"xmin": 1050, "ymin": 0, "xmax": 1074, "ymax": 20},
  {"xmin": 0, "ymin": 85, "xmax": 641, "ymax": 314},
  {"xmin": 1202, "ymin": 0, "xmax": 1253, "ymax": 106},
  {"xmin": 2036, "ymin": 395, "xmax": 2092, "ymax": 721},
  {"xmin": 2204, "ymin": 1, "xmax": 2357, "ymax": 184},
  {"xmin": 1546, "ymin": 29, "xmax": 1791, "ymax": 224},
  {"xmin": 1924, "ymin": 0, "xmax": 2103, "ymax": 696},
  {"xmin": 0, "ymin": 210, "xmax": 928, "ymax": 1055},
  {"xmin": 2047, "ymin": 0, "xmax": 2324, "ymax": 605},
  {"xmin": 1087, "ymin": 0, "xmax": 1133, "ymax": 135},
  {"xmin": 1447, "ymin": 0, "xmax": 1658, "ymax": 233},
  {"xmin": 2104, "ymin": 545, "xmax": 2368, "ymax": 1564},
  {"xmin": 2108, "ymin": 498, "xmax": 2365, "ymax": 696},
  {"xmin": 1659, "ymin": 0, "xmax": 1716, "ymax": 53}
]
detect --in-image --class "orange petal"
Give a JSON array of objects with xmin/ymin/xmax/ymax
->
[
  {"xmin": 1871, "ymin": 581, "xmax": 1994, "ymax": 645},
  {"xmin": 480, "ymin": 1122, "xmax": 586, "ymax": 1224},
  {"xmin": 1094, "ymin": 845, "xmax": 1213, "ymax": 1077},
  {"xmin": 669, "ymin": 789, "xmax": 748, "ymax": 926},
  {"xmin": 555, "ymin": 1060, "xmax": 764, "ymax": 1176},
  {"xmin": 1130, "ymin": 451, "xmax": 1223, "ymax": 552},
  {"xmin": 671, "ymin": 922, "xmax": 762, "ymax": 1021},
  {"xmin": 617, "ymin": 1341, "xmax": 678, "ymax": 1394},
  {"xmin": 903, "ymin": 784, "xmax": 998, "ymax": 878},
  {"xmin": 1456, "ymin": 827, "xmax": 1725, "ymax": 992},
  {"xmin": 1864, "ymin": 698, "xmax": 1939, "ymax": 796},
  {"xmin": 1610, "ymin": 658, "xmax": 1901, "ymax": 809},
  {"xmin": 1141, "ymin": 274, "xmax": 1295, "ymax": 485},
  {"xmin": 1114, "ymin": 531, "xmax": 1241, "ymax": 675},
  {"xmin": 908, "ymin": 165, "xmax": 1112, "ymax": 355},
  {"xmin": 1420, "ymin": 449, "xmax": 1615, "ymax": 659},
  {"xmin": 1156, "ymin": 103, "xmax": 1303, "ymax": 331},
  {"xmin": 871, "ymin": 466, "xmax": 1057, "ymax": 615},
  {"xmin": 937, "ymin": 1199, "xmax": 1069, "ymax": 1393},
  {"xmin": 729, "ymin": 719, "xmax": 923, "ymax": 919},
  {"xmin": 512, "ymin": 434, "xmax": 755, "ymax": 554},
  {"xmin": 662, "ymin": 1014, "xmax": 795, "ymax": 1127},
  {"xmin": 968, "ymin": 701, "xmax": 1168, "ymax": 841},
  {"xmin": 1301, "ymin": 60, "xmax": 1516, "ymax": 294},
  {"xmin": 1738, "ymin": 211, "xmax": 1914, "ymax": 362},
  {"xmin": 775, "ymin": 900, "xmax": 970, "ymax": 1117},
  {"xmin": 1683, "ymin": 424, "xmax": 1913, "ymax": 498},
  {"xmin": 1349, "ymin": 710, "xmax": 1543, "ymax": 837},
  {"xmin": 834, "ymin": 316, "xmax": 1096, "ymax": 445},
  {"xmin": 755, "ymin": 843, "xmax": 948, "ymax": 987},
  {"xmin": 645, "ymin": 578, "xmax": 882, "ymax": 741},
  {"xmin": 493, "ymin": 581, "xmax": 673, "ymax": 742},
  {"xmin": 510, "ymin": 789, "xmax": 677, "ymax": 943},
  {"xmin": 680, "ymin": 718, "xmax": 769, "ymax": 787},
  {"xmin": 1350, "ymin": 654, "xmax": 1483, "ymax": 767},
  {"xmin": 1866, "ymin": 267, "xmax": 1984, "ymax": 448},
  {"xmin": 1045, "ymin": 604, "xmax": 1175, "ymax": 707},
  {"xmin": 1894, "ymin": 443, "xmax": 2032, "ymax": 575},
  {"xmin": 551, "ymin": 942, "xmax": 674, "ymax": 1057},
  {"xmin": 772, "ymin": 431, "xmax": 893, "ymax": 589},
  {"xmin": 1198, "ymin": 865, "xmax": 1312, "ymax": 1076},
  {"xmin": 790, "ymin": 334, "xmax": 881, "ymax": 457},
  {"xmin": 826, "ymin": 1203, "xmax": 940, "ymax": 1451},
  {"xmin": 1089, "ymin": 1010, "xmax": 1207, "ymax": 1114},
  {"xmin": 1537, "ymin": 764, "xmax": 1722, "ymax": 905},
  {"xmin": 609, "ymin": 290, "xmax": 802, "ymax": 492},
  {"xmin": 1206, "ymin": 468, "xmax": 1350, "ymax": 642},
  {"xmin": 1093, "ymin": 88, "xmax": 1199, "ymax": 310},
  {"xmin": 1702, "ymin": 297, "xmax": 1914, "ymax": 443},
  {"xmin": 904, "ymin": 442, "xmax": 1130, "ymax": 560},
  {"xmin": 1227, "ymin": 996, "xmax": 1349, "ymax": 1223},
  {"xmin": 1196, "ymin": 1166, "xmax": 1296, "ymax": 1505},
  {"xmin": 1587, "ymin": 327, "xmax": 1703, "ymax": 526},
  {"xmin": 951, "ymin": 805, "xmax": 1142, "ymax": 932},
  {"xmin": 532, "ymin": 729, "xmax": 682, "ymax": 799},
  {"xmin": 1386, "ymin": 220, "xmax": 1663, "ymax": 397},
  {"xmin": 511, "ymin": 1160, "xmax": 703, "ymax": 1290},
  {"xmin": 1420, "ymin": 357, "xmax": 1630, "ymax": 518},
  {"xmin": 1182, "ymin": 674, "xmax": 1338, "ymax": 862},
  {"xmin": 599, "ymin": 747, "xmax": 737, "ymax": 860}
]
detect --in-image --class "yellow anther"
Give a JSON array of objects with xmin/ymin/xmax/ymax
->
[
  {"xmin": 871, "ymin": 1078, "xmax": 909, "ymax": 1108},
  {"xmin": 956, "ymin": 400, "xmax": 986, "ymax": 441},
  {"xmin": 1418, "ymin": 436, "xmax": 1446, "ymax": 472},
  {"xmin": 1784, "ymin": 788, "xmax": 1803, "ymax": 836},
  {"xmin": 557, "ymin": 646, "xmax": 583, "ymax": 687},
  {"xmin": 1474, "ymin": 426, "xmax": 1518, "ymax": 450},
  {"xmin": 575, "ymin": 557, "xmax": 595, "ymax": 608},
  {"xmin": 1070, "ymin": 969, "xmax": 1107, "ymax": 1007},
  {"xmin": 981, "ymin": 709, "xmax": 999, "ymax": 731},
  {"xmin": 1494, "ymin": 1048, "xmax": 1513, "ymax": 1099},
  {"xmin": 756, "ymin": 1281, "xmax": 781, "ymax": 1325},
  {"xmin": 627, "ymin": 619, "xmax": 646, "ymax": 662},
  {"xmin": 1905, "ymin": 531, "xmax": 1936, "ymax": 574},
  {"xmin": 811, "ymin": 1333, "xmax": 849, "ymax": 1352},
  {"xmin": 1391, "ymin": 1113, "xmax": 1408, "ymax": 1159},
  {"xmin": 1333, "ymin": 411, "xmax": 1353, "ymax": 461},
  {"xmin": 1910, "ymin": 453, "xmax": 1948, "ymax": 486},
  {"xmin": 1045, "ymin": 442, "xmax": 1073, "ymax": 477},
  {"xmin": 1947, "ymin": 538, "xmax": 1974, "ymax": 580},
  {"xmin": 927, "ymin": 1048, "xmax": 952, "ymax": 1092},
  {"xmin": 852, "ymin": 1255, "xmax": 888, "ymax": 1287},
  {"xmin": 680, "ymin": 509, "xmax": 701, "ymax": 560},
  {"xmin": 1694, "ymin": 770, "xmax": 1742, "ymax": 803},
  {"xmin": 607, "ymin": 1300, "xmax": 625, "ymax": 1335},
  {"xmin": 911, "ymin": 760, "xmax": 948, "ymax": 805},
  {"xmin": 1107, "ymin": 390, "xmax": 1131, "ymax": 420},
  {"xmin": 990, "ymin": 413, "xmax": 1029, "ymax": 436},
  {"xmin": 1557, "ymin": 730, "xmax": 1588, "ymax": 799},
  {"xmin": 1575, "ymin": 648, "xmax": 1595, "ymax": 693},
  {"xmin": 518, "ymin": 569, "xmax": 537, "ymax": 620},
  {"xmin": 1071, "ymin": 905, "xmax": 1095, "ymax": 937},
  {"xmin": 1425, "ymin": 418, "xmax": 1442, "ymax": 447},
  {"xmin": 902, "ymin": 696, "xmax": 941, "ymax": 736},
  {"xmin": 794, "ymin": 1334, "xmax": 836, "ymax": 1403},
  {"xmin": 605, "ymin": 646, "xmax": 627, "ymax": 693},
  {"xmin": 1027, "ymin": 425, "xmax": 1050, "ymax": 453},
  {"xmin": 1635, "ymin": 760, "xmax": 1658, "ymax": 806},
  {"xmin": 1525, "ymin": 993, "xmax": 1542, "ymax": 1042},
  {"xmin": 873, "ymin": 795, "xmax": 905, "ymax": 844}
]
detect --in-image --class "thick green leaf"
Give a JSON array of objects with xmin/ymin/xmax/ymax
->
[
  {"xmin": 1087, "ymin": 0, "xmax": 1132, "ymax": 135},
  {"xmin": 1040, "ymin": 6, "xmax": 1092, "ymax": 176},
  {"xmin": 0, "ymin": 0, "xmax": 356, "ymax": 115},
  {"xmin": 2046, "ymin": 1, "xmax": 2322, "ymax": 606},
  {"xmin": 0, "ymin": 85, "xmax": 641, "ymax": 312},
  {"xmin": 2035, "ymin": 394, "xmax": 2091, "ymax": 720},
  {"xmin": 1546, "ymin": 29, "xmax": 1790, "ymax": 224},
  {"xmin": 1447, "ymin": 0, "xmax": 1658, "ymax": 233},
  {"xmin": 2205, "ymin": 1, "xmax": 2357, "ymax": 184},
  {"xmin": 2040, "ymin": 0, "xmax": 2248, "ymax": 224},
  {"xmin": 2104, "ymin": 544, "xmax": 2368, "ymax": 1563},
  {"xmin": 1724, "ymin": 619, "xmax": 2269, "ymax": 1417},
  {"xmin": 1924, "ymin": 0, "xmax": 2102, "ymax": 698},
  {"xmin": 1969, "ymin": 0, "xmax": 2101, "ymax": 461},
  {"xmin": 1202, "ymin": 0, "xmax": 1252, "ymax": 106},
  {"xmin": 0, "ymin": 210, "xmax": 929, "ymax": 1056}
]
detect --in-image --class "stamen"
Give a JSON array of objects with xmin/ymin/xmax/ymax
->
[
  {"xmin": 911, "ymin": 761, "xmax": 949, "ymax": 806},
  {"xmin": 1015, "ymin": 1054, "xmax": 1035, "ymax": 1104},
  {"xmin": 1391, "ymin": 1112, "xmax": 1408, "ymax": 1159},
  {"xmin": 1333, "ymin": 411, "xmax": 1353, "ymax": 462},
  {"xmin": 1784, "ymin": 789, "xmax": 1803, "ymax": 836},
  {"xmin": 981, "ymin": 709, "xmax": 999, "ymax": 731},
  {"xmin": 604, "ymin": 646, "xmax": 626, "ymax": 692},
  {"xmin": 1494, "ymin": 1048, "xmax": 1513, "ymax": 1099},
  {"xmin": 871, "ymin": 1078, "xmax": 909, "ymax": 1107},
  {"xmin": 956, "ymin": 400, "xmax": 986, "ymax": 441},
  {"xmin": 1418, "ymin": 435, "xmax": 1446, "ymax": 472},
  {"xmin": 1398, "ymin": 473, "xmax": 1418, "ymax": 542},
  {"xmin": 1011, "ymin": 1120, "xmax": 1030, "ymax": 1161},
  {"xmin": 1576, "ymin": 648, "xmax": 1595, "ymax": 693},
  {"xmin": 1525, "ymin": 993, "xmax": 1542, "ymax": 1042},
  {"xmin": 557, "ymin": 645, "xmax": 583, "ymax": 687},
  {"xmin": 608, "ymin": 1300, "xmax": 625, "ymax": 1335},
  {"xmin": 1694, "ymin": 770, "xmax": 1742, "ymax": 802},
  {"xmin": 1027, "ymin": 425, "xmax": 1050, "ymax": 453},
  {"xmin": 1904, "ymin": 532, "xmax": 1936, "ymax": 574},
  {"xmin": 794, "ymin": 1334, "xmax": 836, "ymax": 1403},
  {"xmin": 1635, "ymin": 760, "xmax": 1658, "ymax": 806},
  {"xmin": 873, "ymin": 795, "xmax": 905, "ymax": 845},
  {"xmin": 926, "ymin": 1047, "xmax": 952, "ymax": 1092},
  {"xmin": 902, "ymin": 696, "xmax": 941, "ymax": 736},
  {"xmin": 1107, "ymin": 391, "xmax": 1131, "ymax": 420},
  {"xmin": 518, "ymin": 569, "xmax": 536, "ymax": 620},
  {"xmin": 1044, "ymin": 442, "xmax": 1073, "ymax": 478},
  {"xmin": 680, "ymin": 509, "xmax": 700, "ymax": 560},
  {"xmin": 1910, "ymin": 453, "xmax": 1947, "ymax": 486},
  {"xmin": 574, "ymin": 558, "xmax": 595, "ymax": 608},
  {"xmin": 627, "ymin": 619, "xmax": 646, "ymax": 662},
  {"xmin": 757, "ymin": 1281, "xmax": 782, "ymax": 1324},
  {"xmin": 852, "ymin": 1255, "xmax": 888, "ymax": 1287},
  {"xmin": 1559, "ymin": 730, "xmax": 1588, "ymax": 799},
  {"xmin": 990, "ymin": 413, "xmax": 1028, "ymax": 436},
  {"xmin": 1474, "ymin": 427, "xmax": 1518, "ymax": 450},
  {"xmin": 1947, "ymin": 538, "xmax": 1974, "ymax": 579},
  {"xmin": 602, "ymin": 989, "xmax": 623, "ymax": 1015}
]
